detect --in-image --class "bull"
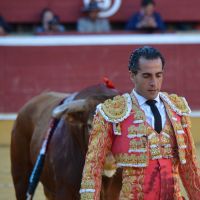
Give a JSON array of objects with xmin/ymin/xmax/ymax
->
[{"xmin": 11, "ymin": 83, "xmax": 122, "ymax": 200}]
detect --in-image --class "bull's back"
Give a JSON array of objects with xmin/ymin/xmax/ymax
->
[
  {"xmin": 10, "ymin": 92, "xmax": 69, "ymax": 199},
  {"xmin": 12, "ymin": 92, "xmax": 68, "ymax": 141}
]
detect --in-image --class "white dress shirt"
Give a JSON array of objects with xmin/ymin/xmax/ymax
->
[{"xmin": 132, "ymin": 90, "xmax": 167, "ymax": 129}]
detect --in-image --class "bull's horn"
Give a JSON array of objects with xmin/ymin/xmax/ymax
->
[{"xmin": 52, "ymin": 99, "xmax": 87, "ymax": 118}]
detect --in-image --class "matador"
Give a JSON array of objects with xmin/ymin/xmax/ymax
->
[{"xmin": 80, "ymin": 46, "xmax": 200, "ymax": 200}]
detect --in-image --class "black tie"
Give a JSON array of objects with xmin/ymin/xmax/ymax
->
[{"xmin": 146, "ymin": 100, "xmax": 162, "ymax": 133}]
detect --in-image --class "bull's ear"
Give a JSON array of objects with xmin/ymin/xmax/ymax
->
[{"xmin": 52, "ymin": 99, "xmax": 87, "ymax": 119}]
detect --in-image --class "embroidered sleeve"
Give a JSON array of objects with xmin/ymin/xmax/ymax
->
[
  {"xmin": 80, "ymin": 112, "xmax": 113, "ymax": 200},
  {"xmin": 179, "ymin": 116, "xmax": 200, "ymax": 199}
]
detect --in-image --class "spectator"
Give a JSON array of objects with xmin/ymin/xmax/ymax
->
[
  {"xmin": 77, "ymin": 1, "xmax": 111, "ymax": 33},
  {"xmin": 0, "ymin": 15, "xmax": 12, "ymax": 35},
  {"xmin": 35, "ymin": 8, "xmax": 65, "ymax": 34},
  {"xmin": 125, "ymin": 0, "xmax": 166, "ymax": 33}
]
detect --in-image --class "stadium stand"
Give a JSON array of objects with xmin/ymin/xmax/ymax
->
[{"xmin": 0, "ymin": 0, "xmax": 199, "ymax": 25}]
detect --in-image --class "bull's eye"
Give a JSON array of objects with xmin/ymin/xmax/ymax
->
[{"xmin": 87, "ymin": 123, "xmax": 92, "ymax": 132}]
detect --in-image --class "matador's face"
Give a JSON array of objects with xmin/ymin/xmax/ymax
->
[{"xmin": 130, "ymin": 57, "xmax": 164, "ymax": 100}]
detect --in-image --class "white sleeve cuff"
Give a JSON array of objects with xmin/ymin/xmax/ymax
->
[{"xmin": 79, "ymin": 189, "xmax": 95, "ymax": 194}]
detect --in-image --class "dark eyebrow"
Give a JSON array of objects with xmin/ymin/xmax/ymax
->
[
  {"xmin": 141, "ymin": 71, "xmax": 163, "ymax": 76},
  {"xmin": 141, "ymin": 72, "xmax": 151, "ymax": 76},
  {"xmin": 156, "ymin": 72, "xmax": 163, "ymax": 75}
]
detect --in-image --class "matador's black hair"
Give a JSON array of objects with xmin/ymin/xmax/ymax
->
[{"xmin": 128, "ymin": 46, "xmax": 165, "ymax": 73}]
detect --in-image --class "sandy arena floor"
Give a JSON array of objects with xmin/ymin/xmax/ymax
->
[{"xmin": 0, "ymin": 144, "xmax": 200, "ymax": 200}]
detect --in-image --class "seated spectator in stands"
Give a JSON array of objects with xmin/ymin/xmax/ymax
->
[
  {"xmin": 77, "ymin": 1, "xmax": 111, "ymax": 33},
  {"xmin": 0, "ymin": 15, "xmax": 12, "ymax": 35},
  {"xmin": 35, "ymin": 8, "xmax": 65, "ymax": 34},
  {"xmin": 125, "ymin": 0, "xmax": 166, "ymax": 33}
]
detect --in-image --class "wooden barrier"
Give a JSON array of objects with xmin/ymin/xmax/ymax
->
[
  {"xmin": 0, "ymin": 34, "xmax": 200, "ymax": 112},
  {"xmin": 1, "ymin": 116, "xmax": 200, "ymax": 145}
]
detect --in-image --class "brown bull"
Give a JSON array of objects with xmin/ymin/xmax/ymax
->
[{"xmin": 11, "ymin": 84, "xmax": 122, "ymax": 200}]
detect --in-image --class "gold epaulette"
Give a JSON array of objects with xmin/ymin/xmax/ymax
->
[
  {"xmin": 160, "ymin": 92, "xmax": 191, "ymax": 116},
  {"xmin": 96, "ymin": 93, "xmax": 132, "ymax": 123}
]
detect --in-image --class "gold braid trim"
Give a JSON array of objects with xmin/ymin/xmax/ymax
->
[
  {"xmin": 97, "ymin": 93, "xmax": 132, "ymax": 123},
  {"xmin": 169, "ymin": 94, "xmax": 190, "ymax": 113},
  {"xmin": 160, "ymin": 92, "xmax": 191, "ymax": 116},
  {"xmin": 80, "ymin": 112, "xmax": 113, "ymax": 200},
  {"xmin": 81, "ymin": 192, "xmax": 94, "ymax": 200},
  {"xmin": 164, "ymin": 102, "xmax": 187, "ymax": 164},
  {"xmin": 119, "ymin": 167, "xmax": 144, "ymax": 200},
  {"xmin": 102, "ymin": 95, "xmax": 127, "ymax": 119},
  {"xmin": 179, "ymin": 116, "xmax": 200, "ymax": 199}
]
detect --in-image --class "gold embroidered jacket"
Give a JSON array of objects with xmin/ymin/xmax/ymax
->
[{"xmin": 80, "ymin": 92, "xmax": 200, "ymax": 200}]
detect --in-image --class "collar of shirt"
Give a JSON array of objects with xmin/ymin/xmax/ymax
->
[{"xmin": 131, "ymin": 89, "xmax": 161, "ymax": 107}]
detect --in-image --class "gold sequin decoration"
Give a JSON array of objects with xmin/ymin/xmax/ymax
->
[
  {"xmin": 132, "ymin": 104, "xmax": 145, "ymax": 121},
  {"xmin": 181, "ymin": 116, "xmax": 192, "ymax": 128},
  {"xmin": 161, "ymin": 135, "xmax": 170, "ymax": 145},
  {"xmin": 129, "ymin": 137, "xmax": 147, "ymax": 152},
  {"xmin": 128, "ymin": 124, "xmax": 147, "ymax": 137},
  {"xmin": 169, "ymin": 94, "xmax": 190, "ymax": 114},
  {"xmin": 174, "ymin": 123, "xmax": 184, "ymax": 132},
  {"xmin": 119, "ymin": 168, "xmax": 144, "ymax": 200},
  {"xmin": 176, "ymin": 135, "xmax": 185, "ymax": 147},
  {"xmin": 80, "ymin": 112, "xmax": 112, "ymax": 199},
  {"xmin": 151, "ymin": 147, "xmax": 162, "ymax": 158},
  {"xmin": 149, "ymin": 135, "xmax": 160, "ymax": 145},
  {"xmin": 164, "ymin": 123, "xmax": 172, "ymax": 134},
  {"xmin": 115, "ymin": 153, "xmax": 148, "ymax": 167},
  {"xmin": 164, "ymin": 102, "xmax": 187, "ymax": 163},
  {"xmin": 101, "ymin": 95, "xmax": 127, "ymax": 121},
  {"xmin": 179, "ymin": 149, "xmax": 186, "ymax": 161},
  {"xmin": 162, "ymin": 147, "xmax": 173, "ymax": 158},
  {"xmin": 81, "ymin": 192, "xmax": 94, "ymax": 200}
]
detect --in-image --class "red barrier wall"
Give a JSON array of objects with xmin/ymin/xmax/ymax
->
[
  {"xmin": 0, "ymin": 36, "xmax": 200, "ymax": 112},
  {"xmin": 0, "ymin": 0, "xmax": 199, "ymax": 23}
]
